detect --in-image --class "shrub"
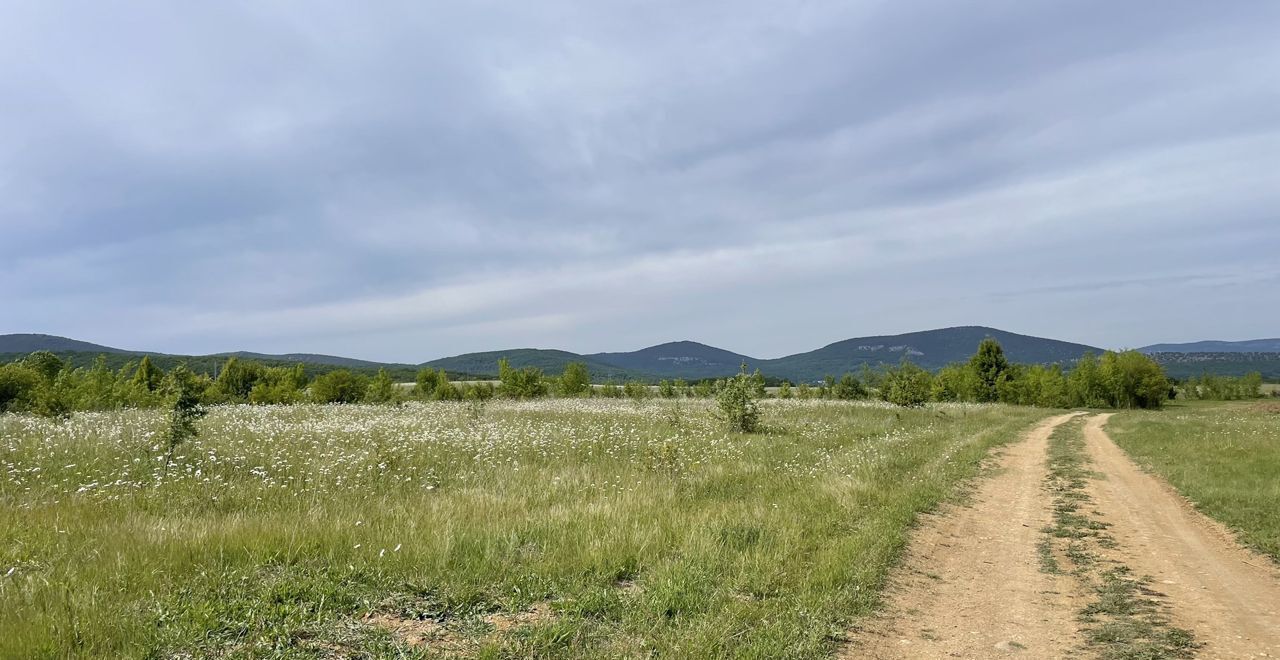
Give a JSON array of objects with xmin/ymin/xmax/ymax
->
[
  {"xmin": 881, "ymin": 361, "xmax": 932, "ymax": 408},
  {"xmin": 831, "ymin": 373, "xmax": 867, "ymax": 400},
  {"xmin": 557, "ymin": 362, "xmax": 591, "ymax": 397},
  {"xmin": 365, "ymin": 368, "xmax": 402, "ymax": 404},
  {"xmin": 498, "ymin": 359, "xmax": 548, "ymax": 399},
  {"xmin": 624, "ymin": 381, "xmax": 650, "ymax": 400},
  {"xmin": 777, "ymin": 382, "xmax": 793, "ymax": 399},
  {"xmin": 162, "ymin": 365, "xmax": 206, "ymax": 457},
  {"xmin": 717, "ymin": 366, "xmax": 761, "ymax": 432},
  {"xmin": 310, "ymin": 370, "xmax": 368, "ymax": 404}
]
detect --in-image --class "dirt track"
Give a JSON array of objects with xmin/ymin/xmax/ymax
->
[
  {"xmin": 846, "ymin": 412, "xmax": 1280, "ymax": 659},
  {"xmin": 1084, "ymin": 414, "xmax": 1280, "ymax": 659},
  {"xmin": 846, "ymin": 413, "xmax": 1086, "ymax": 658}
]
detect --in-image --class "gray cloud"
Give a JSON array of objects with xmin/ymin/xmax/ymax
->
[{"xmin": 2, "ymin": 0, "xmax": 1278, "ymax": 361}]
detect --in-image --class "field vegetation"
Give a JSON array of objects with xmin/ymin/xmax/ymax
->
[{"xmin": 1, "ymin": 399, "xmax": 1046, "ymax": 658}]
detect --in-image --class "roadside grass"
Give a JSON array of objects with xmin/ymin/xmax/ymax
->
[
  {"xmin": 1041, "ymin": 416, "xmax": 1197, "ymax": 660},
  {"xmin": 1106, "ymin": 401, "xmax": 1280, "ymax": 561},
  {"xmin": 0, "ymin": 399, "xmax": 1044, "ymax": 658}
]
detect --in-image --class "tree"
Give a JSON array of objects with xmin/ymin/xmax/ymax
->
[
  {"xmin": 968, "ymin": 338, "xmax": 1010, "ymax": 403},
  {"xmin": 132, "ymin": 356, "xmax": 163, "ymax": 392},
  {"xmin": 717, "ymin": 366, "xmax": 761, "ymax": 432},
  {"xmin": 414, "ymin": 368, "xmax": 443, "ymax": 399},
  {"xmin": 657, "ymin": 379, "xmax": 677, "ymax": 398},
  {"xmin": 0, "ymin": 363, "xmax": 42, "ymax": 413},
  {"xmin": 23, "ymin": 351, "xmax": 65, "ymax": 383},
  {"xmin": 777, "ymin": 382, "xmax": 793, "ymax": 399},
  {"xmin": 365, "ymin": 368, "xmax": 401, "ymax": 404},
  {"xmin": 310, "ymin": 370, "xmax": 368, "ymax": 404},
  {"xmin": 623, "ymin": 381, "xmax": 650, "ymax": 399},
  {"xmin": 163, "ymin": 365, "xmax": 206, "ymax": 458},
  {"xmin": 558, "ymin": 362, "xmax": 591, "ymax": 397},
  {"xmin": 497, "ymin": 358, "xmax": 548, "ymax": 398},
  {"xmin": 1067, "ymin": 352, "xmax": 1107, "ymax": 408},
  {"xmin": 881, "ymin": 360, "xmax": 932, "ymax": 408},
  {"xmin": 831, "ymin": 373, "xmax": 867, "ymax": 400},
  {"xmin": 1100, "ymin": 350, "xmax": 1168, "ymax": 410}
]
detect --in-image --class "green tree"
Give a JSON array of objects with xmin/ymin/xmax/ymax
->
[
  {"xmin": 881, "ymin": 360, "xmax": 932, "ymax": 408},
  {"xmin": 162, "ymin": 365, "xmax": 207, "ymax": 458},
  {"xmin": 831, "ymin": 373, "xmax": 867, "ymax": 400},
  {"xmin": 0, "ymin": 363, "xmax": 42, "ymax": 413},
  {"xmin": 777, "ymin": 381, "xmax": 793, "ymax": 399},
  {"xmin": 413, "ymin": 368, "xmax": 442, "ymax": 399},
  {"xmin": 623, "ymin": 381, "xmax": 650, "ymax": 400},
  {"xmin": 132, "ymin": 356, "xmax": 163, "ymax": 392},
  {"xmin": 968, "ymin": 338, "xmax": 1010, "ymax": 403},
  {"xmin": 310, "ymin": 370, "xmax": 368, "ymax": 404},
  {"xmin": 23, "ymin": 351, "xmax": 65, "ymax": 383},
  {"xmin": 657, "ymin": 379, "xmax": 677, "ymax": 398},
  {"xmin": 497, "ymin": 358, "xmax": 548, "ymax": 398},
  {"xmin": 557, "ymin": 362, "xmax": 591, "ymax": 397},
  {"xmin": 365, "ymin": 368, "xmax": 401, "ymax": 404},
  {"xmin": 717, "ymin": 366, "xmax": 761, "ymax": 432}
]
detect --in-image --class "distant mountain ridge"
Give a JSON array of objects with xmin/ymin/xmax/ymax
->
[
  {"xmin": 1140, "ymin": 338, "xmax": 1280, "ymax": 353},
  {"xmin": 5, "ymin": 327, "xmax": 1276, "ymax": 383}
]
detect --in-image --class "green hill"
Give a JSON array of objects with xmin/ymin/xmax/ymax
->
[
  {"xmin": 424, "ymin": 349, "xmax": 644, "ymax": 381},
  {"xmin": 758, "ymin": 326, "xmax": 1102, "ymax": 382}
]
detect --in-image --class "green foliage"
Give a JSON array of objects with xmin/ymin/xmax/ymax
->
[
  {"xmin": 162, "ymin": 365, "xmax": 207, "ymax": 456},
  {"xmin": 623, "ymin": 381, "xmax": 650, "ymax": 400},
  {"xmin": 497, "ymin": 358, "xmax": 548, "ymax": 399},
  {"xmin": 0, "ymin": 363, "xmax": 42, "ymax": 413},
  {"xmin": 968, "ymin": 338, "xmax": 1010, "ymax": 403},
  {"xmin": 131, "ymin": 356, "xmax": 163, "ymax": 392},
  {"xmin": 310, "ymin": 370, "xmax": 368, "ymax": 404},
  {"xmin": 461, "ymin": 381, "xmax": 494, "ymax": 401},
  {"xmin": 657, "ymin": 379, "xmax": 677, "ymax": 398},
  {"xmin": 1099, "ymin": 351, "xmax": 1168, "ymax": 410},
  {"xmin": 716, "ymin": 366, "xmax": 761, "ymax": 432},
  {"xmin": 598, "ymin": 381, "xmax": 623, "ymax": 398},
  {"xmin": 1181, "ymin": 372, "xmax": 1264, "ymax": 400},
  {"xmin": 777, "ymin": 382, "xmax": 793, "ymax": 399},
  {"xmin": 880, "ymin": 361, "xmax": 932, "ymax": 408},
  {"xmin": 22, "ymin": 351, "xmax": 65, "ymax": 382},
  {"xmin": 557, "ymin": 362, "xmax": 591, "ymax": 397},
  {"xmin": 931, "ymin": 363, "xmax": 979, "ymax": 402},
  {"xmin": 364, "ymin": 368, "xmax": 402, "ymax": 405},
  {"xmin": 831, "ymin": 373, "xmax": 867, "ymax": 400}
]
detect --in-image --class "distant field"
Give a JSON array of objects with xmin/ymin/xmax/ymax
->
[
  {"xmin": 0, "ymin": 400, "xmax": 1045, "ymax": 658},
  {"xmin": 1106, "ymin": 401, "xmax": 1280, "ymax": 561}
]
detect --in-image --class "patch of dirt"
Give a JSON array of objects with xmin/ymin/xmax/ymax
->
[
  {"xmin": 366, "ymin": 602, "xmax": 555, "ymax": 651},
  {"xmin": 1084, "ymin": 414, "xmax": 1280, "ymax": 659},
  {"xmin": 365, "ymin": 612, "xmax": 461, "ymax": 651},
  {"xmin": 1249, "ymin": 401, "xmax": 1280, "ymax": 414},
  {"xmin": 842, "ymin": 413, "xmax": 1087, "ymax": 658}
]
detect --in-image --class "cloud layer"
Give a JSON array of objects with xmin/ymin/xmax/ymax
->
[{"xmin": 3, "ymin": 1, "xmax": 1278, "ymax": 360}]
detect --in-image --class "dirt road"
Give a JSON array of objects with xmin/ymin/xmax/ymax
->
[
  {"xmin": 846, "ymin": 413, "xmax": 1086, "ymax": 658},
  {"xmin": 1084, "ymin": 414, "xmax": 1280, "ymax": 659},
  {"xmin": 846, "ymin": 413, "xmax": 1280, "ymax": 659}
]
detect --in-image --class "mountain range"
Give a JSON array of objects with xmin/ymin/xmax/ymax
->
[{"xmin": 3, "ymin": 327, "xmax": 1277, "ymax": 382}]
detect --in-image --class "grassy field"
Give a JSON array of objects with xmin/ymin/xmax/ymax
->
[
  {"xmin": 1106, "ymin": 400, "xmax": 1280, "ymax": 561},
  {"xmin": 1, "ymin": 399, "xmax": 1045, "ymax": 658}
]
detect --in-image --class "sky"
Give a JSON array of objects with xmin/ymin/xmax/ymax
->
[{"xmin": 2, "ymin": 1, "xmax": 1278, "ymax": 362}]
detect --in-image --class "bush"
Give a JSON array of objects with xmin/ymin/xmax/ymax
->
[
  {"xmin": 310, "ymin": 370, "xmax": 368, "ymax": 404},
  {"xmin": 497, "ymin": 359, "xmax": 547, "ymax": 399},
  {"xmin": 717, "ymin": 367, "xmax": 760, "ymax": 432},
  {"xmin": 162, "ymin": 365, "xmax": 206, "ymax": 456},
  {"xmin": 557, "ymin": 362, "xmax": 591, "ymax": 397},
  {"xmin": 880, "ymin": 361, "xmax": 932, "ymax": 408},
  {"xmin": 624, "ymin": 381, "xmax": 650, "ymax": 400},
  {"xmin": 831, "ymin": 374, "xmax": 867, "ymax": 400}
]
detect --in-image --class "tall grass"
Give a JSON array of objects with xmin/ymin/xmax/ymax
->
[
  {"xmin": 1107, "ymin": 401, "xmax": 1280, "ymax": 561},
  {"xmin": 1, "ymin": 399, "xmax": 1044, "ymax": 658}
]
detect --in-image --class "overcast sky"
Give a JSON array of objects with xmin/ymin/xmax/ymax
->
[{"xmin": 3, "ymin": 1, "xmax": 1278, "ymax": 362}]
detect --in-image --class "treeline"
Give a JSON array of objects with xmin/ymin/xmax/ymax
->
[
  {"xmin": 3, "ymin": 340, "xmax": 1253, "ymax": 418},
  {"xmin": 1179, "ymin": 372, "xmax": 1266, "ymax": 400}
]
